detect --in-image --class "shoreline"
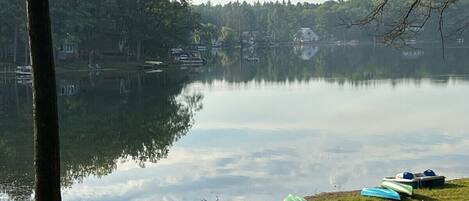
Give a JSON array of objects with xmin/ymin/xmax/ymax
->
[{"xmin": 305, "ymin": 178, "xmax": 469, "ymax": 201}]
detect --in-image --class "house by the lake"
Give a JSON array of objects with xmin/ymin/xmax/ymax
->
[{"xmin": 294, "ymin": 28, "xmax": 319, "ymax": 43}]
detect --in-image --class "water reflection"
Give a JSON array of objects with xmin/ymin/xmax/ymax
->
[
  {"xmin": 1, "ymin": 45, "xmax": 469, "ymax": 200},
  {"xmin": 401, "ymin": 49, "xmax": 425, "ymax": 60},
  {"xmin": 293, "ymin": 45, "xmax": 319, "ymax": 60},
  {"xmin": 202, "ymin": 45, "xmax": 469, "ymax": 84},
  {"xmin": 144, "ymin": 79, "xmax": 469, "ymax": 200},
  {"xmin": 0, "ymin": 70, "xmax": 202, "ymax": 200},
  {"xmin": 58, "ymin": 80, "xmax": 80, "ymax": 96}
]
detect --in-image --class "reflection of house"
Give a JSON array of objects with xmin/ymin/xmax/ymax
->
[
  {"xmin": 294, "ymin": 28, "xmax": 319, "ymax": 43},
  {"xmin": 57, "ymin": 42, "xmax": 78, "ymax": 60},
  {"xmin": 293, "ymin": 45, "xmax": 319, "ymax": 60},
  {"xmin": 402, "ymin": 49, "xmax": 424, "ymax": 60},
  {"xmin": 404, "ymin": 39, "xmax": 417, "ymax": 45},
  {"xmin": 242, "ymin": 31, "xmax": 258, "ymax": 46},
  {"xmin": 211, "ymin": 37, "xmax": 223, "ymax": 47},
  {"xmin": 16, "ymin": 76, "xmax": 32, "ymax": 86},
  {"xmin": 408, "ymin": 23, "xmax": 424, "ymax": 32},
  {"xmin": 58, "ymin": 80, "xmax": 80, "ymax": 96}
]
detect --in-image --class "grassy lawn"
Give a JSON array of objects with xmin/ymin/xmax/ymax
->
[{"xmin": 305, "ymin": 178, "xmax": 469, "ymax": 201}]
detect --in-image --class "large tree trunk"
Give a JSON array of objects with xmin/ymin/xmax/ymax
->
[
  {"xmin": 24, "ymin": 35, "xmax": 29, "ymax": 65},
  {"xmin": 26, "ymin": 0, "xmax": 61, "ymax": 201}
]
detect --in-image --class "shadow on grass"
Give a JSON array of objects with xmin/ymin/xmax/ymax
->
[
  {"xmin": 430, "ymin": 183, "xmax": 465, "ymax": 190},
  {"xmin": 400, "ymin": 184, "xmax": 466, "ymax": 201},
  {"xmin": 402, "ymin": 194, "xmax": 438, "ymax": 201}
]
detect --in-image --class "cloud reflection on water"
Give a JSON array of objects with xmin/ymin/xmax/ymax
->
[
  {"xmin": 63, "ymin": 79, "xmax": 469, "ymax": 201},
  {"xmin": 63, "ymin": 129, "xmax": 469, "ymax": 200}
]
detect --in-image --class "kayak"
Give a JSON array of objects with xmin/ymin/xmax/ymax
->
[
  {"xmin": 283, "ymin": 194, "xmax": 306, "ymax": 201},
  {"xmin": 361, "ymin": 187, "xmax": 401, "ymax": 200},
  {"xmin": 383, "ymin": 176, "xmax": 420, "ymax": 188},
  {"xmin": 381, "ymin": 180, "xmax": 413, "ymax": 196}
]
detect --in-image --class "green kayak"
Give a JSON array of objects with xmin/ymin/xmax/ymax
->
[
  {"xmin": 381, "ymin": 180, "xmax": 413, "ymax": 196},
  {"xmin": 283, "ymin": 194, "xmax": 307, "ymax": 201}
]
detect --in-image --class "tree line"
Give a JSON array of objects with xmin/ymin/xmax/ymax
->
[
  {"xmin": 193, "ymin": 0, "xmax": 469, "ymax": 46},
  {"xmin": 2, "ymin": 0, "xmax": 469, "ymax": 64},
  {"xmin": 0, "ymin": 0, "xmax": 198, "ymax": 63}
]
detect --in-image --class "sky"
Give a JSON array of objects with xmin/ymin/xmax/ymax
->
[{"xmin": 192, "ymin": 0, "xmax": 327, "ymax": 5}]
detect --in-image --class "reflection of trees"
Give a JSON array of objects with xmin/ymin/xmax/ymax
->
[
  {"xmin": 0, "ymin": 82, "xmax": 35, "ymax": 201},
  {"xmin": 0, "ymin": 70, "xmax": 202, "ymax": 200},
  {"xmin": 199, "ymin": 46, "xmax": 469, "ymax": 85}
]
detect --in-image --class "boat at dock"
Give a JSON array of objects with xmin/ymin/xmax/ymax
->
[
  {"xmin": 245, "ymin": 56, "xmax": 260, "ymax": 62},
  {"xmin": 145, "ymin": 61, "xmax": 164, "ymax": 66},
  {"xmin": 169, "ymin": 48, "xmax": 206, "ymax": 66},
  {"xmin": 15, "ymin": 66, "xmax": 32, "ymax": 76}
]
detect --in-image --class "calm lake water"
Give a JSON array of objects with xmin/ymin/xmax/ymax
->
[{"xmin": 1, "ymin": 45, "xmax": 469, "ymax": 201}]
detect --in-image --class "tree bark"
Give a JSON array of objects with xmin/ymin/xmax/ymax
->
[
  {"xmin": 25, "ymin": 0, "xmax": 61, "ymax": 200},
  {"xmin": 24, "ymin": 35, "xmax": 29, "ymax": 65}
]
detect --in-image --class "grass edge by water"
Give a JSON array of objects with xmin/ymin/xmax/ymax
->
[{"xmin": 305, "ymin": 178, "xmax": 469, "ymax": 201}]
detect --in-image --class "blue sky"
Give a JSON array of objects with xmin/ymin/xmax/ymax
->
[{"xmin": 192, "ymin": 0, "xmax": 327, "ymax": 5}]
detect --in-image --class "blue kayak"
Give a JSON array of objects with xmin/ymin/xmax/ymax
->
[{"xmin": 361, "ymin": 187, "xmax": 401, "ymax": 200}]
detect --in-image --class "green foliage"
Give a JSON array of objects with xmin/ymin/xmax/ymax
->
[
  {"xmin": 0, "ymin": 0, "xmax": 25, "ymax": 61},
  {"xmin": 194, "ymin": 23, "xmax": 220, "ymax": 44},
  {"xmin": 192, "ymin": 1, "xmax": 359, "ymax": 42},
  {"xmin": 221, "ymin": 26, "xmax": 236, "ymax": 45},
  {"xmin": 0, "ymin": 0, "xmax": 199, "ymax": 61},
  {"xmin": 192, "ymin": 0, "xmax": 469, "ymax": 43}
]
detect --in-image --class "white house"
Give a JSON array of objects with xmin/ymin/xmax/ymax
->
[{"xmin": 294, "ymin": 28, "xmax": 319, "ymax": 43}]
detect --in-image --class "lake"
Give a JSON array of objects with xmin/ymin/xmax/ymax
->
[{"xmin": 1, "ymin": 45, "xmax": 469, "ymax": 201}]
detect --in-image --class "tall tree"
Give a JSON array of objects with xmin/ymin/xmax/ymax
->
[{"xmin": 25, "ymin": 0, "xmax": 61, "ymax": 200}]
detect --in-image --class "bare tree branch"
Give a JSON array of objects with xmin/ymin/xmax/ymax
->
[
  {"xmin": 340, "ymin": 0, "xmax": 458, "ymax": 47},
  {"xmin": 343, "ymin": 0, "xmax": 460, "ymax": 56}
]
